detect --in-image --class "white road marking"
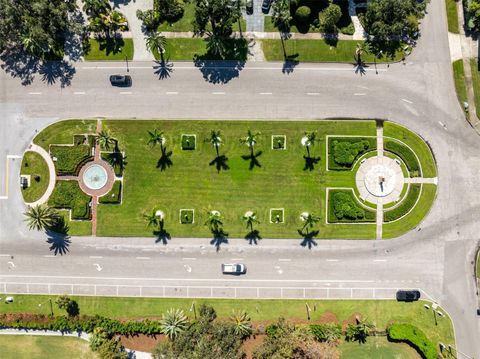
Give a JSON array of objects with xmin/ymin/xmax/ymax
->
[
  {"xmin": 306, "ymin": 93, "xmax": 319, "ymax": 96},
  {"xmin": 182, "ymin": 257, "xmax": 197, "ymax": 260},
  {"xmin": 357, "ymin": 85, "xmax": 369, "ymax": 90},
  {"xmin": 212, "ymin": 92, "xmax": 225, "ymax": 95},
  {"xmin": 402, "ymin": 98, "xmax": 413, "ymax": 104},
  {"xmin": 28, "ymin": 92, "xmax": 41, "ymax": 95},
  {"xmin": 43, "ymin": 255, "xmax": 55, "ymax": 258},
  {"xmin": 119, "ymin": 91, "xmax": 132, "ymax": 95},
  {"xmin": 166, "ymin": 92, "xmax": 178, "ymax": 95},
  {"xmin": 354, "ymin": 93, "xmax": 366, "ymax": 96},
  {"xmin": 326, "ymin": 259, "xmax": 339, "ymax": 262},
  {"xmin": 438, "ymin": 121, "xmax": 447, "ymax": 130},
  {"xmin": 183, "ymin": 264, "xmax": 192, "ymax": 273},
  {"xmin": 7, "ymin": 261, "xmax": 15, "ymax": 268},
  {"xmin": 373, "ymin": 259, "xmax": 387, "ymax": 262},
  {"xmin": 6, "ymin": 155, "xmax": 22, "ymax": 159},
  {"xmin": 278, "ymin": 258, "xmax": 291, "ymax": 262},
  {"xmin": 89, "ymin": 256, "xmax": 103, "ymax": 259},
  {"xmin": 230, "ymin": 258, "xmax": 244, "ymax": 261},
  {"xmin": 136, "ymin": 257, "xmax": 150, "ymax": 260},
  {"xmin": 0, "ymin": 254, "xmax": 11, "ymax": 257},
  {"xmin": 93, "ymin": 264, "xmax": 103, "ymax": 271},
  {"xmin": 260, "ymin": 92, "xmax": 272, "ymax": 95},
  {"xmin": 74, "ymin": 91, "xmax": 85, "ymax": 95}
]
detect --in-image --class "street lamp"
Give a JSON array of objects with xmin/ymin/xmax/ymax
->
[
  {"xmin": 125, "ymin": 55, "xmax": 129, "ymax": 73},
  {"xmin": 38, "ymin": 298, "xmax": 54, "ymax": 317}
]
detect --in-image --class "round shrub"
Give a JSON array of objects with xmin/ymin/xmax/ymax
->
[{"xmin": 295, "ymin": 6, "xmax": 311, "ymax": 23}]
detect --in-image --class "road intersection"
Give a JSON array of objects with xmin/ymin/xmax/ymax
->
[{"xmin": 1, "ymin": 0, "xmax": 480, "ymax": 357}]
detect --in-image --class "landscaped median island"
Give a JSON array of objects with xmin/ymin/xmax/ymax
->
[
  {"xmin": 0, "ymin": 295, "xmax": 455, "ymax": 358},
  {"xmin": 26, "ymin": 119, "xmax": 437, "ymax": 240},
  {"xmin": 20, "ymin": 151, "xmax": 50, "ymax": 204}
]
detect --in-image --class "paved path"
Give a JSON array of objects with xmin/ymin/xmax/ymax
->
[
  {"xmin": 348, "ymin": 0, "xmax": 365, "ymax": 41},
  {"xmin": 246, "ymin": 0, "xmax": 265, "ymax": 32},
  {"xmin": 25, "ymin": 144, "xmax": 56, "ymax": 207},
  {"xmin": 159, "ymin": 31, "xmax": 355, "ymax": 40},
  {"xmin": 404, "ymin": 177, "xmax": 438, "ymax": 184}
]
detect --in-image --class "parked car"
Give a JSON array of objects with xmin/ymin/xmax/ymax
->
[
  {"xmin": 396, "ymin": 290, "xmax": 421, "ymax": 302},
  {"xmin": 222, "ymin": 263, "xmax": 246, "ymax": 275},
  {"xmin": 109, "ymin": 75, "xmax": 132, "ymax": 87},
  {"xmin": 261, "ymin": 0, "xmax": 272, "ymax": 14},
  {"xmin": 246, "ymin": 0, "xmax": 254, "ymax": 15}
]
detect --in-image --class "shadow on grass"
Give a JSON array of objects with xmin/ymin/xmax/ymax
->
[
  {"xmin": 45, "ymin": 217, "xmax": 71, "ymax": 256},
  {"xmin": 157, "ymin": 147, "xmax": 173, "ymax": 171},
  {"xmin": 245, "ymin": 230, "xmax": 262, "ymax": 245},
  {"xmin": 96, "ymin": 37, "xmax": 126, "ymax": 56},
  {"xmin": 241, "ymin": 150, "xmax": 262, "ymax": 170},
  {"xmin": 209, "ymin": 155, "xmax": 229, "ymax": 173},
  {"xmin": 298, "ymin": 229, "xmax": 319, "ymax": 249},
  {"xmin": 210, "ymin": 229, "xmax": 229, "ymax": 252},
  {"xmin": 303, "ymin": 155, "xmax": 321, "ymax": 171}
]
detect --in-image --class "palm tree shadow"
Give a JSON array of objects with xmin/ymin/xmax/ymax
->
[
  {"xmin": 245, "ymin": 230, "xmax": 262, "ymax": 245},
  {"xmin": 209, "ymin": 155, "xmax": 229, "ymax": 173},
  {"xmin": 303, "ymin": 155, "xmax": 321, "ymax": 171},
  {"xmin": 38, "ymin": 60, "xmax": 76, "ymax": 88},
  {"xmin": 298, "ymin": 229, "xmax": 319, "ymax": 249},
  {"xmin": 241, "ymin": 150, "xmax": 262, "ymax": 170},
  {"xmin": 45, "ymin": 217, "xmax": 71, "ymax": 256},
  {"xmin": 210, "ymin": 229, "xmax": 229, "ymax": 252},
  {"xmin": 157, "ymin": 147, "xmax": 173, "ymax": 171},
  {"xmin": 153, "ymin": 59, "xmax": 174, "ymax": 80},
  {"xmin": 154, "ymin": 227, "xmax": 171, "ymax": 245},
  {"xmin": 354, "ymin": 59, "xmax": 369, "ymax": 76}
]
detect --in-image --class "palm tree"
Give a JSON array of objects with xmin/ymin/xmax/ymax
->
[
  {"xmin": 240, "ymin": 130, "xmax": 260, "ymax": 155},
  {"xmin": 207, "ymin": 130, "xmax": 222, "ymax": 157},
  {"xmin": 243, "ymin": 211, "xmax": 259, "ymax": 232},
  {"xmin": 160, "ymin": 308, "xmax": 188, "ymax": 340},
  {"xmin": 355, "ymin": 42, "xmax": 370, "ymax": 65},
  {"xmin": 300, "ymin": 212, "xmax": 320, "ymax": 232},
  {"xmin": 143, "ymin": 209, "xmax": 164, "ymax": 230},
  {"xmin": 230, "ymin": 310, "xmax": 252, "ymax": 338},
  {"xmin": 302, "ymin": 131, "xmax": 317, "ymax": 157},
  {"xmin": 24, "ymin": 205, "xmax": 58, "ymax": 231},
  {"xmin": 96, "ymin": 130, "xmax": 115, "ymax": 150},
  {"xmin": 146, "ymin": 32, "xmax": 167, "ymax": 61},
  {"xmin": 345, "ymin": 318, "xmax": 374, "ymax": 343},
  {"xmin": 204, "ymin": 211, "xmax": 223, "ymax": 233},
  {"xmin": 147, "ymin": 129, "xmax": 166, "ymax": 149}
]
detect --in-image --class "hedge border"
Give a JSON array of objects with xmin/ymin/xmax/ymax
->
[
  {"xmin": 387, "ymin": 323, "xmax": 437, "ymax": 359},
  {"xmin": 383, "ymin": 138, "xmax": 421, "ymax": 176},
  {"xmin": 327, "ymin": 188, "xmax": 376, "ymax": 223},
  {"xmin": 383, "ymin": 184, "xmax": 421, "ymax": 222}
]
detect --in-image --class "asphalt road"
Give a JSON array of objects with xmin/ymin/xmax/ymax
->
[{"xmin": 1, "ymin": 0, "xmax": 480, "ymax": 357}]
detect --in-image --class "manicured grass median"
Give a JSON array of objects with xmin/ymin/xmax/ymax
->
[
  {"xmin": 0, "ymin": 335, "xmax": 94, "ymax": 359},
  {"xmin": 340, "ymin": 336, "xmax": 419, "ymax": 359},
  {"xmin": 33, "ymin": 120, "xmax": 96, "ymax": 151},
  {"xmin": 20, "ymin": 151, "xmax": 50, "ymax": 203},
  {"xmin": 84, "ymin": 38, "xmax": 134, "ymax": 61},
  {"xmin": 261, "ymin": 39, "xmax": 404, "ymax": 63},
  {"xmin": 452, "ymin": 59, "xmax": 468, "ymax": 109},
  {"xmin": 446, "ymin": 0, "xmax": 460, "ymax": 34},
  {"xmin": 470, "ymin": 58, "xmax": 480, "ymax": 118}
]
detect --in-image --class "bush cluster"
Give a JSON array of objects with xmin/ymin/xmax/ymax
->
[
  {"xmin": 383, "ymin": 184, "xmax": 420, "ymax": 222},
  {"xmin": 295, "ymin": 6, "xmax": 311, "ymax": 23},
  {"xmin": 0, "ymin": 313, "xmax": 163, "ymax": 335},
  {"xmin": 48, "ymin": 181, "xmax": 92, "ymax": 220},
  {"xmin": 50, "ymin": 144, "xmax": 92, "ymax": 176},
  {"xmin": 332, "ymin": 191, "xmax": 365, "ymax": 220},
  {"xmin": 309, "ymin": 323, "xmax": 342, "ymax": 342},
  {"xmin": 387, "ymin": 323, "xmax": 437, "ymax": 359},
  {"xmin": 332, "ymin": 139, "xmax": 371, "ymax": 167},
  {"xmin": 99, "ymin": 181, "xmax": 122, "ymax": 204},
  {"xmin": 384, "ymin": 139, "xmax": 420, "ymax": 175}
]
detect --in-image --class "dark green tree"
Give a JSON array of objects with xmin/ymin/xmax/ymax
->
[
  {"xmin": 83, "ymin": 0, "xmax": 111, "ymax": 17},
  {"xmin": 319, "ymin": 3, "xmax": 342, "ymax": 33},
  {"xmin": 56, "ymin": 295, "xmax": 79, "ymax": 316}
]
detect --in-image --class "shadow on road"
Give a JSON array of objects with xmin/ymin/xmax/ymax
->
[
  {"xmin": 194, "ymin": 59, "xmax": 246, "ymax": 84},
  {"xmin": 45, "ymin": 217, "xmax": 71, "ymax": 256},
  {"xmin": 153, "ymin": 59, "xmax": 174, "ymax": 80},
  {"xmin": 298, "ymin": 229, "xmax": 318, "ymax": 249},
  {"xmin": 245, "ymin": 230, "xmax": 262, "ymax": 245},
  {"xmin": 210, "ymin": 229, "xmax": 229, "ymax": 252}
]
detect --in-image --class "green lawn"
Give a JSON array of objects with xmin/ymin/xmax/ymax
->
[
  {"xmin": 261, "ymin": 39, "xmax": 404, "ymax": 63},
  {"xmin": 340, "ymin": 336, "xmax": 420, "ymax": 359},
  {"xmin": 452, "ymin": 59, "xmax": 468, "ymax": 110},
  {"xmin": 156, "ymin": 38, "xmax": 248, "ymax": 61},
  {"xmin": 20, "ymin": 151, "xmax": 50, "ymax": 203},
  {"xmin": 470, "ymin": 58, "xmax": 480, "ymax": 118},
  {"xmin": 84, "ymin": 38, "xmax": 134, "ymax": 61},
  {"xmin": 446, "ymin": 0, "xmax": 459, "ymax": 34},
  {"xmin": 476, "ymin": 249, "xmax": 480, "ymax": 278},
  {"xmin": 0, "ymin": 295, "xmax": 455, "ymax": 349},
  {"xmin": 383, "ymin": 122, "xmax": 437, "ymax": 178},
  {"xmin": 33, "ymin": 120, "xmax": 96, "ymax": 151},
  {"xmin": 0, "ymin": 335, "xmax": 95, "ymax": 359}
]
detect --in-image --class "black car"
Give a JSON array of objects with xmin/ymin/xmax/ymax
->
[
  {"xmin": 396, "ymin": 290, "xmax": 421, "ymax": 302},
  {"xmin": 261, "ymin": 0, "xmax": 272, "ymax": 14},
  {"xmin": 110, "ymin": 75, "xmax": 132, "ymax": 87}
]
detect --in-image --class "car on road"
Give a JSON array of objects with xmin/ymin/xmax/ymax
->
[
  {"xmin": 396, "ymin": 290, "xmax": 421, "ymax": 302},
  {"xmin": 246, "ymin": 0, "xmax": 254, "ymax": 15},
  {"xmin": 109, "ymin": 75, "xmax": 132, "ymax": 87},
  {"xmin": 222, "ymin": 263, "xmax": 246, "ymax": 275},
  {"xmin": 261, "ymin": 0, "xmax": 272, "ymax": 14}
]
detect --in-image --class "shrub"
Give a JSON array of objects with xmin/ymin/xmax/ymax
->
[
  {"xmin": 319, "ymin": 3, "xmax": 342, "ymax": 33},
  {"xmin": 181, "ymin": 135, "xmax": 196, "ymax": 150},
  {"xmin": 332, "ymin": 139, "xmax": 370, "ymax": 166},
  {"xmin": 295, "ymin": 6, "xmax": 311, "ymax": 23},
  {"xmin": 387, "ymin": 323, "xmax": 437, "ymax": 359},
  {"xmin": 99, "ymin": 181, "xmax": 122, "ymax": 204},
  {"xmin": 48, "ymin": 181, "xmax": 92, "ymax": 220},
  {"xmin": 265, "ymin": 323, "xmax": 279, "ymax": 338},
  {"xmin": 50, "ymin": 144, "xmax": 92, "ymax": 175},
  {"xmin": 332, "ymin": 191, "xmax": 365, "ymax": 220},
  {"xmin": 384, "ymin": 139, "xmax": 420, "ymax": 175},
  {"xmin": 136, "ymin": 9, "xmax": 161, "ymax": 32},
  {"xmin": 309, "ymin": 323, "xmax": 342, "ymax": 342},
  {"xmin": 155, "ymin": 0, "xmax": 185, "ymax": 23},
  {"xmin": 384, "ymin": 184, "xmax": 421, "ymax": 222}
]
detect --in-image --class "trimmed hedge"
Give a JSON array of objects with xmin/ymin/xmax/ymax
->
[
  {"xmin": 383, "ymin": 184, "xmax": 421, "ymax": 222},
  {"xmin": 48, "ymin": 181, "xmax": 92, "ymax": 220},
  {"xmin": 387, "ymin": 323, "xmax": 437, "ymax": 359},
  {"xmin": 328, "ymin": 137, "xmax": 376, "ymax": 170},
  {"xmin": 50, "ymin": 144, "xmax": 93, "ymax": 176},
  {"xmin": 99, "ymin": 181, "xmax": 122, "ymax": 204},
  {"xmin": 0, "ymin": 313, "xmax": 162, "ymax": 336},
  {"xmin": 328, "ymin": 190, "xmax": 375, "ymax": 223},
  {"xmin": 384, "ymin": 139, "xmax": 420, "ymax": 175}
]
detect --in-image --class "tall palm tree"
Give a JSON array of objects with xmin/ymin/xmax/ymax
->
[
  {"xmin": 345, "ymin": 318, "xmax": 374, "ymax": 343},
  {"xmin": 147, "ymin": 129, "xmax": 166, "ymax": 149},
  {"xmin": 240, "ymin": 130, "xmax": 260, "ymax": 155},
  {"xmin": 143, "ymin": 209, "xmax": 163, "ymax": 229},
  {"xmin": 243, "ymin": 211, "xmax": 259, "ymax": 232},
  {"xmin": 301, "ymin": 212, "xmax": 321, "ymax": 232},
  {"xmin": 207, "ymin": 130, "xmax": 222, "ymax": 157},
  {"xmin": 24, "ymin": 205, "xmax": 58, "ymax": 231},
  {"xmin": 146, "ymin": 32, "xmax": 167, "ymax": 61},
  {"xmin": 160, "ymin": 308, "xmax": 188, "ymax": 340},
  {"xmin": 96, "ymin": 130, "xmax": 115, "ymax": 150},
  {"xmin": 302, "ymin": 131, "xmax": 317, "ymax": 157},
  {"xmin": 355, "ymin": 42, "xmax": 370, "ymax": 65},
  {"xmin": 230, "ymin": 310, "xmax": 252, "ymax": 338},
  {"xmin": 204, "ymin": 211, "xmax": 223, "ymax": 233}
]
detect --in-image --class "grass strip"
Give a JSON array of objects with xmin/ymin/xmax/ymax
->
[
  {"xmin": 20, "ymin": 151, "xmax": 50, "ymax": 203},
  {"xmin": 384, "ymin": 184, "xmax": 421, "ymax": 222}
]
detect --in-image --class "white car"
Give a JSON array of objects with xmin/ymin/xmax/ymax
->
[{"xmin": 222, "ymin": 263, "xmax": 246, "ymax": 275}]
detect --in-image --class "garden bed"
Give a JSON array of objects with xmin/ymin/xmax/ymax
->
[
  {"xmin": 327, "ymin": 189, "xmax": 376, "ymax": 223},
  {"xmin": 328, "ymin": 136, "xmax": 376, "ymax": 170},
  {"xmin": 383, "ymin": 139, "xmax": 420, "ymax": 177},
  {"xmin": 48, "ymin": 181, "xmax": 92, "ymax": 220},
  {"xmin": 383, "ymin": 184, "xmax": 421, "ymax": 222},
  {"xmin": 20, "ymin": 151, "xmax": 50, "ymax": 203},
  {"xmin": 50, "ymin": 144, "xmax": 93, "ymax": 176}
]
